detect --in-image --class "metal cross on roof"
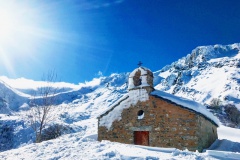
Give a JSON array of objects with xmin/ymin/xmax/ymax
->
[{"xmin": 138, "ymin": 61, "xmax": 143, "ymax": 67}]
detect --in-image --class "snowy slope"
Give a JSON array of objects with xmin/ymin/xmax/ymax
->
[
  {"xmin": 0, "ymin": 116, "xmax": 240, "ymax": 159},
  {"xmin": 0, "ymin": 43, "xmax": 240, "ymax": 159},
  {"xmin": 0, "ymin": 73, "xmax": 129, "ymax": 152},
  {"xmin": 0, "ymin": 80, "xmax": 29, "ymax": 113}
]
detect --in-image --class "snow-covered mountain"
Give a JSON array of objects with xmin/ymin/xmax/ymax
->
[
  {"xmin": 0, "ymin": 43, "xmax": 240, "ymax": 159},
  {"xmin": 0, "ymin": 73, "xmax": 128, "ymax": 112},
  {"xmin": 154, "ymin": 43, "xmax": 240, "ymax": 109},
  {"xmin": 0, "ymin": 79, "xmax": 29, "ymax": 113}
]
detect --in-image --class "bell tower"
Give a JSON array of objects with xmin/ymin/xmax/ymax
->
[{"xmin": 128, "ymin": 65, "xmax": 154, "ymax": 94}]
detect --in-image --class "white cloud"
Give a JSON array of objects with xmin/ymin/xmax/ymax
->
[
  {"xmin": 0, "ymin": 76, "xmax": 79, "ymax": 90},
  {"xmin": 97, "ymin": 71, "xmax": 103, "ymax": 77}
]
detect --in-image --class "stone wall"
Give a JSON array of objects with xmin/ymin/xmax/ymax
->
[
  {"xmin": 98, "ymin": 95, "xmax": 218, "ymax": 152},
  {"xmin": 197, "ymin": 116, "xmax": 218, "ymax": 151}
]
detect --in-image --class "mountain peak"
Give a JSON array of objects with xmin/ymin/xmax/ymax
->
[
  {"xmin": 192, "ymin": 43, "xmax": 240, "ymax": 60},
  {"xmin": 155, "ymin": 43, "xmax": 240, "ymax": 108}
]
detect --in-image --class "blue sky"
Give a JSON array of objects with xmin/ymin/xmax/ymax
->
[{"xmin": 0, "ymin": 0, "xmax": 240, "ymax": 84}]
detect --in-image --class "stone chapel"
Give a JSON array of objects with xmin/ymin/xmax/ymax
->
[{"xmin": 98, "ymin": 66, "xmax": 218, "ymax": 152}]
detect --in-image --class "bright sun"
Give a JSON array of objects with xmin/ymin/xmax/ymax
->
[
  {"xmin": 0, "ymin": 1, "xmax": 32, "ymax": 75},
  {"xmin": 0, "ymin": 10, "xmax": 18, "ymax": 40},
  {"xmin": 0, "ymin": 1, "xmax": 30, "ymax": 44},
  {"xmin": 0, "ymin": 1, "xmax": 61, "ymax": 76}
]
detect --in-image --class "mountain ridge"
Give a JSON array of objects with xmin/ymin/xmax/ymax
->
[
  {"xmin": 154, "ymin": 43, "xmax": 240, "ymax": 109},
  {"xmin": 0, "ymin": 43, "xmax": 240, "ymax": 112}
]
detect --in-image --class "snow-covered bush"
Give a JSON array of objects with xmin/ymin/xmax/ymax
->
[
  {"xmin": 224, "ymin": 104, "xmax": 240, "ymax": 127},
  {"xmin": 209, "ymin": 98, "xmax": 222, "ymax": 109},
  {"xmin": 0, "ymin": 123, "xmax": 14, "ymax": 151},
  {"xmin": 41, "ymin": 124, "xmax": 72, "ymax": 141}
]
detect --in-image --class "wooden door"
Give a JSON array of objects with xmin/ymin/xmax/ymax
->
[{"xmin": 134, "ymin": 131, "xmax": 149, "ymax": 146}]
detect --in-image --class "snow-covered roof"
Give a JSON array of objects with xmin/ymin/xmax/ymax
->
[
  {"xmin": 99, "ymin": 89, "xmax": 150, "ymax": 130},
  {"xmin": 129, "ymin": 67, "xmax": 151, "ymax": 77},
  {"xmin": 128, "ymin": 67, "xmax": 152, "ymax": 90},
  {"xmin": 151, "ymin": 90, "xmax": 220, "ymax": 126},
  {"xmin": 99, "ymin": 86, "xmax": 219, "ymax": 130}
]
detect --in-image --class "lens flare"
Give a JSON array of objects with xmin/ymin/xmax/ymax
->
[{"xmin": 0, "ymin": 1, "xmax": 71, "ymax": 77}]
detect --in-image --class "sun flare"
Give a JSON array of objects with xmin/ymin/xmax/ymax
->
[
  {"xmin": 0, "ymin": 10, "xmax": 19, "ymax": 40},
  {"xmin": 0, "ymin": 1, "xmax": 33, "ymax": 75},
  {"xmin": 0, "ymin": 1, "xmax": 30, "ymax": 44},
  {"xmin": 0, "ymin": 1, "xmax": 64, "ymax": 77}
]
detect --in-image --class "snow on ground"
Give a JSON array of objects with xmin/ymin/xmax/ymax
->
[
  {"xmin": 0, "ymin": 131, "xmax": 200, "ymax": 160},
  {"xmin": 1, "ymin": 91, "xmax": 240, "ymax": 160},
  {"xmin": 0, "ymin": 115, "xmax": 240, "ymax": 160},
  {"xmin": 217, "ymin": 125, "xmax": 240, "ymax": 143}
]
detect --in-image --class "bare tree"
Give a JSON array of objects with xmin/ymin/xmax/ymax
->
[{"xmin": 28, "ymin": 70, "xmax": 58, "ymax": 143}]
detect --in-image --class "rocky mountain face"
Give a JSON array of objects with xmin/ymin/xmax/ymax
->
[{"xmin": 154, "ymin": 43, "xmax": 240, "ymax": 109}]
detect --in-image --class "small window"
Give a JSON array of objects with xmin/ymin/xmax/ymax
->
[
  {"xmin": 138, "ymin": 110, "xmax": 144, "ymax": 119},
  {"xmin": 139, "ymin": 77, "xmax": 142, "ymax": 85}
]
